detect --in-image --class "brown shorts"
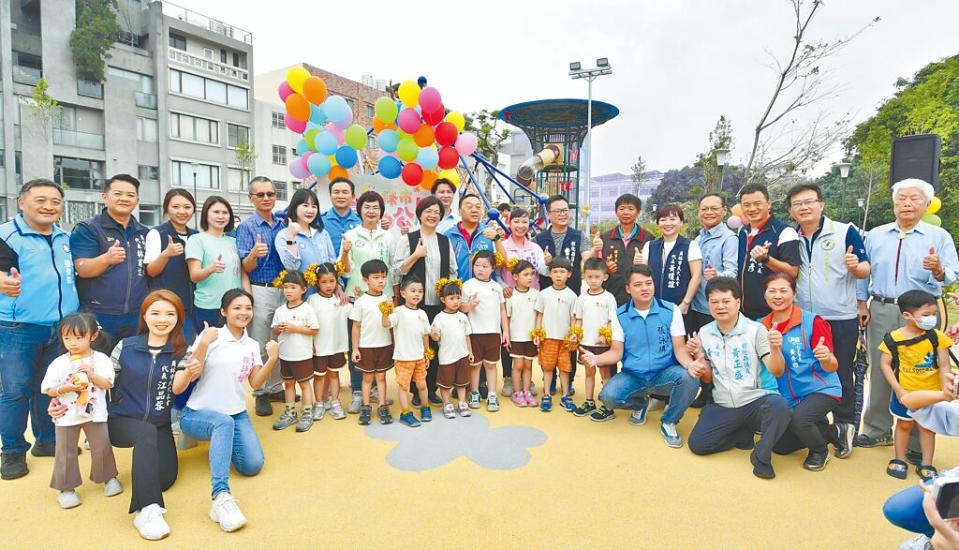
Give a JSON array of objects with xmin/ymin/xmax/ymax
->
[
  {"xmin": 357, "ymin": 346, "xmax": 394, "ymax": 373},
  {"xmin": 281, "ymin": 358, "xmax": 315, "ymax": 382},
  {"xmin": 395, "ymin": 359, "xmax": 428, "ymax": 390},
  {"xmin": 509, "ymin": 340, "xmax": 538, "ymax": 360},
  {"xmin": 437, "ymin": 356, "xmax": 472, "ymax": 389},
  {"xmin": 539, "ymin": 339, "xmax": 571, "ymax": 373},
  {"xmin": 470, "ymin": 333, "xmax": 501, "ymax": 364},
  {"xmin": 314, "ymin": 353, "xmax": 347, "ymax": 374}
]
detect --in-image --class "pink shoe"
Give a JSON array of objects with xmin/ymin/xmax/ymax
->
[
  {"xmin": 511, "ymin": 391, "xmax": 527, "ymax": 407},
  {"xmin": 524, "ymin": 391, "xmax": 538, "ymax": 407}
]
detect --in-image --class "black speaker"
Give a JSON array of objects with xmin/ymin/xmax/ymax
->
[{"xmin": 890, "ymin": 134, "xmax": 941, "ymax": 190}]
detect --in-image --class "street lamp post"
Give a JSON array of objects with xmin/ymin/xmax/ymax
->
[
  {"xmin": 714, "ymin": 148, "xmax": 730, "ymax": 193},
  {"xmin": 835, "ymin": 161, "xmax": 851, "ymax": 222},
  {"xmin": 190, "ymin": 162, "xmax": 199, "ymax": 227},
  {"xmin": 569, "ymin": 58, "xmax": 612, "ymax": 237}
]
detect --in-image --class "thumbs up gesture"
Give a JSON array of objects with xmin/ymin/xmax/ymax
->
[
  {"xmin": 767, "ymin": 328, "xmax": 783, "ymax": 350},
  {"xmin": 252, "ymin": 234, "xmax": 269, "ymax": 258},
  {"xmin": 163, "ymin": 235, "xmax": 184, "ymax": 258},
  {"xmin": 2, "ymin": 267, "xmax": 21, "ymax": 297},
  {"xmin": 923, "ymin": 246, "xmax": 943, "ymax": 275},
  {"xmin": 341, "ymin": 234, "xmax": 352, "ymax": 254},
  {"xmin": 211, "ymin": 254, "xmax": 226, "ymax": 274},
  {"xmin": 591, "ymin": 229, "xmax": 603, "ymax": 253},
  {"xmin": 198, "ymin": 321, "xmax": 219, "ymax": 346},
  {"xmin": 750, "ymin": 241, "xmax": 771, "ymax": 262},
  {"xmin": 632, "ymin": 248, "xmax": 645, "ymax": 265},
  {"xmin": 543, "ymin": 249, "xmax": 553, "ymax": 266},
  {"xmin": 105, "ymin": 239, "xmax": 126, "ymax": 265},
  {"xmin": 287, "ymin": 221, "xmax": 302, "ymax": 239},
  {"xmin": 812, "ymin": 336, "xmax": 832, "ymax": 362},
  {"xmin": 703, "ymin": 262, "xmax": 717, "ymax": 281}
]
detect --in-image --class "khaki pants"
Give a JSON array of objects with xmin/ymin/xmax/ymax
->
[
  {"xmin": 51, "ymin": 422, "xmax": 117, "ymax": 491},
  {"xmin": 250, "ymin": 285, "xmax": 285, "ymax": 396}
]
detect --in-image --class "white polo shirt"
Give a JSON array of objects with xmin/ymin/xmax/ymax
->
[
  {"xmin": 187, "ymin": 326, "xmax": 262, "ymax": 416},
  {"xmin": 462, "ymin": 278, "xmax": 504, "ymax": 335},
  {"xmin": 535, "ymin": 286, "xmax": 577, "ymax": 339},
  {"xmin": 388, "ymin": 306, "xmax": 431, "ymax": 361},
  {"xmin": 272, "ymin": 302, "xmax": 320, "ymax": 361},
  {"xmin": 431, "ymin": 310, "xmax": 472, "ymax": 365},
  {"xmin": 574, "ymin": 290, "xmax": 620, "ymax": 346},
  {"xmin": 506, "ymin": 288, "xmax": 539, "ymax": 343},
  {"xmin": 308, "ymin": 293, "xmax": 352, "ymax": 356},
  {"xmin": 348, "ymin": 293, "xmax": 394, "ymax": 348}
]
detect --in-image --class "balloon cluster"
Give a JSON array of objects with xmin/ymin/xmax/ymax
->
[
  {"xmin": 923, "ymin": 196, "xmax": 943, "ymax": 226},
  {"xmin": 727, "ymin": 204, "xmax": 745, "ymax": 230}
]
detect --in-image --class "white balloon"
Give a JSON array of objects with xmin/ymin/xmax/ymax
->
[{"xmin": 727, "ymin": 215, "xmax": 743, "ymax": 230}]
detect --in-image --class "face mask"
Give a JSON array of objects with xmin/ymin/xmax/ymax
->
[{"xmin": 916, "ymin": 315, "xmax": 938, "ymax": 331}]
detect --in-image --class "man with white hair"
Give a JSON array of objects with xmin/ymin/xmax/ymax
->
[{"xmin": 856, "ymin": 178, "xmax": 959, "ymax": 448}]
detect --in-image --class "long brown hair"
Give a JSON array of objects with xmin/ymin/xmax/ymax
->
[{"xmin": 138, "ymin": 290, "xmax": 187, "ymax": 358}]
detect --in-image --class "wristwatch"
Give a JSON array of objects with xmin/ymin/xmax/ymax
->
[{"xmin": 286, "ymin": 240, "xmax": 294, "ymax": 245}]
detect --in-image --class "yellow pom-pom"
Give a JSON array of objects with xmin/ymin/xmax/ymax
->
[
  {"xmin": 424, "ymin": 347, "xmax": 435, "ymax": 362},
  {"xmin": 506, "ymin": 257, "xmax": 518, "ymax": 271},
  {"xmin": 333, "ymin": 260, "xmax": 347, "ymax": 277},
  {"xmin": 272, "ymin": 270, "xmax": 288, "ymax": 288},
  {"xmin": 494, "ymin": 251, "xmax": 506, "ymax": 268},
  {"xmin": 598, "ymin": 325, "xmax": 613, "ymax": 345},
  {"xmin": 529, "ymin": 327, "xmax": 547, "ymax": 341},
  {"xmin": 564, "ymin": 325, "xmax": 584, "ymax": 351},
  {"xmin": 435, "ymin": 277, "xmax": 463, "ymax": 296},
  {"xmin": 379, "ymin": 300, "xmax": 395, "ymax": 316},
  {"xmin": 303, "ymin": 264, "xmax": 318, "ymax": 287}
]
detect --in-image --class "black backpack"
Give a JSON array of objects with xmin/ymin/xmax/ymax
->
[{"xmin": 882, "ymin": 330, "xmax": 958, "ymax": 379}]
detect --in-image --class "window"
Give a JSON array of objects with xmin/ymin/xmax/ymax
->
[
  {"xmin": 227, "ymin": 168, "xmax": 249, "ymax": 192},
  {"xmin": 366, "ymin": 104, "xmax": 375, "ymax": 118},
  {"xmin": 205, "ymin": 79, "xmax": 227, "ymax": 104},
  {"xmin": 54, "ymin": 156, "xmax": 104, "ymax": 190},
  {"xmin": 220, "ymin": 49, "xmax": 227, "ymax": 63},
  {"xmin": 170, "ymin": 113, "xmax": 219, "ymax": 145},
  {"xmin": 227, "ymin": 85, "xmax": 248, "ymax": 109},
  {"xmin": 169, "ymin": 69, "xmax": 249, "ymax": 110},
  {"xmin": 77, "ymin": 80, "xmax": 103, "ymax": 99},
  {"xmin": 108, "ymin": 67, "xmax": 155, "ymax": 93},
  {"xmin": 138, "ymin": 205, "xmax": 160, "ymax": 227},
  {"xmin": 273, "ymin": 181, "xmax": 288, "ymax": 201},
  {"xmin": 65, "ymin": 201, "xmax": 100, "ymax": 227},
  {"xmin": 136, "ymin": 117, "xmax": 158, "ymax": 142},
  {"xmin": 181, "ymin": 71, "xmax": 204, "ymax": 97},
  {"xmin": 272, "ymin": 145, "xmax": 287, "ymax": 165},
  {"xmin": 138, "ymin": 165, "xmax": 159, "ymax": 181},
  {"xmin": 171, "ymin": 161, "xmax": 220, "ymax": 189},
  {"xmin": 227, "ymin": 124, "xmax": 250, "ymax": 148},
  {"xmin": 233, "ymin": 52, "xmax": 240, "ymax": 68},
  {"xmin": 271, "ymin": 111, "xmax": 285, "ymax": 129},
  {"xmin": 345, "ymin": 98, "xmax": 355, "ymax": 111},
  {"xmin": 169, "ymin": 32, "xmax": 186, "ymax": 51}
]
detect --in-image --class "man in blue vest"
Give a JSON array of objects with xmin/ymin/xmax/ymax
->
[
  {"xmin": 445, "ymin": 193, "xmax": 498, "ymax": 281},
  {"xmin": 71, "ymin": 174, "xmax": 149, "ymax": 340},
  {"xmin": 580, "ymin": 265, "xmax": 704, "ymax": 448},
  {"xmin": 0, "ymin": 179, "xmax": 79, "ymax": 480}
]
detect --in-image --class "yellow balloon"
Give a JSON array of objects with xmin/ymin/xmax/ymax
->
[
  {"xmin": 444, "ymin": 111, "xmax": 466, "ymax": 133},
  {"xmin": 928, "ymin": 196, "xmax": 942, "ymax": 215},
  {"xmin": 286, "ymin": 66, "xmax": 310, "ymax": 95},
  {"xmin": 398, "ymin": 80, "xmax": 420, "ymax": 108},
  {"xmin": 438, "ymin": 169, "xmax": 460, "ymax": 186}
]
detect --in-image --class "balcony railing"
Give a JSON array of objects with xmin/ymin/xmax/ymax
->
[
  {"xmin": 135, "ymin": 91, "xmax": 157, "ymax": 109},
  {"xmin": 53, "ymin": 129, "xmax": 105, "ymax": 150},
  {"xmin": 77, "ymin": 80, "xmax": 104, "ymax": 99},
  {"xmin": 160, "ymin": 1, "xmax": 253, "ymax": 44},
  {"xmin": 168, "ymin": 48, "xmax": 248, "ymax": 82},
  {"xmin": 13, "ymin": 65, "xmax": 41, "ymax": 85}
]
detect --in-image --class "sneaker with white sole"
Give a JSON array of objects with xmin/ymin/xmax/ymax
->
[
  {"xmin": 312, "ymin": 403, "xmax": 326, "ymax": 421},
  {"xmin": 324, "ymin": 400, "xmax": 332, "ymax": 411},
  {"xmin": 443, "ymin": 403, "xmax": 456, "ymax": 419},
  {"xmin": 661, "ymin": 423, "xmax": 683, "ymax": 448},
  {"xmin": 58, "ymin": 490, "xmax": 81, "ymax": 509},
  {"xmin": 469, "ymin": 391, "xmax": 481, "ymax": 409},
  {"xmin": 210, "ymin": 492, "xmax": 247, "ymax": 532},
  {"xmin": 104, "ymin": 477, "xmax": 123, "ymax": 497},
  {"xmin": 458, "ymin": 402, "xmax": 472, "ymax": 417},
  {"xmin": 899, "ymin": 534, "xmax": 932, "ymax": 550},
  {"xmin": 329, "ymin": 400, "xmax": 346, "ymax": 420},
  {"xmin": 133, "ymin": 503, "xmax": 170, "ymax": 540},
  {"xmin": 647, "ymin": 397, "xmax": 666, "ymax": 412},
  {"xmin": 272, "ymin": 408, "xmax": 297, "ymax": 430},
  {"xmin": 348, "ymin": 391, "xmax": 362, "ymax": 414},
  {"xmin": 487, "ymin": 393, "xmax": 500, "ymax": 412},
  {"xmin": 502, "ymin": 378, "xmax": 514, "ymax": 397},
  {"xmin": 296, "ymin": 409, "xmax": 314, "ymax": 432},
  {"xmin": 629, "ymin": 399, "xmax": 649, "ymax": 425}
]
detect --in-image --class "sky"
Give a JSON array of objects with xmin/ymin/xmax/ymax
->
[{"xmin": 189, "ymin": 0, "xmax": 959, "ymax": 177}]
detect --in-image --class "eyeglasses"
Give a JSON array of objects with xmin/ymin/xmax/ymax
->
[
  {"xmin": 549, "ymin": 208, "xmax": 570, "ymax": 215},
  {"xmin": 789, "ymin": 199, "xmax": 821, "ymax": 209},
  {"xmin": 698, "ymin": 206, "xmax": 724, "ymax": 213},
  {"xmin": 251, "ymin": 192, "xmax": 276, "ymax": 199}
]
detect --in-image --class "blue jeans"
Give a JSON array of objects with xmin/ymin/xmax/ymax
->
[
  {"xmin": 0, "ymin": 321, "xmax": 60, "ymax": 454},
  {"xmin": 180, "ymin": 408, "xmax": 264, "ymax": 498},
  {"xmin": 884, "ymin": 483, "xmax": 933, "ymax": 537},
  {"xmin": 94, "ymin": 312, "xmax": 141, "ymax": 341},
  {"xmin": 599, "ymin": 365, "xmax": 700, "ymax": 425}
]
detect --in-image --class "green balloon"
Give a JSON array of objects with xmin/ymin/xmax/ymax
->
[
  {"xmin": 922, "ymin": 213, "xmax": 942, "ymax": 227},
  {"xmin": 374, "ymin": 96, "xmax": 398, "ymax": 123},
  {"xmin": 344, "ymin": 125, "xmax": 367, "ymax": 150},
  {"xmin": 304, "ymin": 128, "xmax": 319, "ymax": 151},
  {"xmin": 396, "ymin": 137, "xmax": 418, "ymax": 162}
]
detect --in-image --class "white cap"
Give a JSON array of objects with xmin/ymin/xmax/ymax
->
[{"xmin": 891, "ymin": 178, "xmax": 934, "ymax": 203}]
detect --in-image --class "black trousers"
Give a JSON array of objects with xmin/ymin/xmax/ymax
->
[
  {"xmin": 423, "ymin": 304, "xmax": 443, "ymax": 395},
  {"xmin": 828, "ymin": 318, "xmax": 859, "ymax": 424},
  {"xmin": 774, "ymin": 393, "xmax": 837, "ymax": 455},
  {"xmin": 688, "ymin": 394, "xmax": 792, "ymax": 465},
  {"xmin": 108, "ymin": 415, "xmax": 178, "ymax": 513}
]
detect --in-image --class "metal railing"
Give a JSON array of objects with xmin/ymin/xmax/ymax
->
[
  {"xmin": 77, "ymin": 80, "xmax": 104, "ymax": 99},
  {"xmin": 160, "ymin": 1, "xmax": 253, "ymax": 44},
  {"xmin": 135, "ymin": 91, "xmax": 157, "ymax": 109},
  {"xmin": 52, "ymin": 128, "xmax": 105, "ymax": 150},
  {"xmin": 167, "ymin": 48, "xmax": 248, "ymax": 82}
]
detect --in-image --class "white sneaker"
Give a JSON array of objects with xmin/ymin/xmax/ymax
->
[
  {"xmin": 647, "ymin": 397, "xmax": 666, "ymax": 412},
  {"xmin": 210, "ymin": 492, "xmax": 247, "ymax": 532},
  {"xmin": 324, "ymin": 400, "xmax": 332, "ymax": 411},
  {"xmin": 330, "ymin": 400, "xmax": 346, "ymax": 420},
  {"xmin": 899, "ymin": 534, "xmax": 932, "ymax": 550},
  {"xmin": 57, "ymin": 490, "xmax": 81, "ymax": 509},
  {"xmin": 348, "ymin": 391, "xmax": 362, "ymax": 414},
  {"xmin": 104, "ymin": 477, "xmax": 123, "ymax": 497},
  {"xmin": 312, "ymin": 403, "xmax": 326, "ymax": 421},
  {"xmin": 133, "ymin": 503, "xmax": 170, "ymax": 540}
]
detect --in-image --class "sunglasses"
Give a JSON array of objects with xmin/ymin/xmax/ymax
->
[{"xmin": 251, "ymin": 192, "xmax": 276, "ymax": 199}]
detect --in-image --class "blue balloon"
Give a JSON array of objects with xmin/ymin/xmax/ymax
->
[
  {"xmin": 378, "ymin": 129, "xmax": 399, "ymax": 153},
  {"xmin": 295, "ymin": 138, "xmax": 312, "ymax": 156},
  {"xmin": 307, "ymin": 154, "xmax": 331, "ymax": 177},
  {"xmin": 323, "ymin": 96, "xmax": 350, "ymax": 123},
  {"xmin": 310, "ymin": 104, "xmax": 327, "ymax": 125},
  {"xmin": 417, "ymin": 147, "xmax": 439, "ymax": 170},
  {"xmin": 335, "ymin": 146, "xmax": 358, "ymax": 169},
  {"xmin": 315, "ymin": 131, "xmax": 338, "ymax": 156},
  {"xmin": 378, "ymin": 156, "xmax": 402, "ymax": 179}
]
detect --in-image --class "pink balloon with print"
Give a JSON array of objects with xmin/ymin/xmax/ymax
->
[
  {"xmin": 285, "ymin": 113, "xmax": 306, "ymax": 134},
  {"xmin": 397, "ymin": 108, "xmax": 422, "ymax": 134},
  {"xmin": 419, "ymin": 87, "xmax": 442, "ymax": 112},
  {"xmin": 455, "ymin": 132, "xmax": 478, "ymax": 156}
]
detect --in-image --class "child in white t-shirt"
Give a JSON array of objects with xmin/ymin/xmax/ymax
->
[
  {"xmin": 384, "ymin": 277, "xmax": 432, "ymax": 427},
  {"xmin": 506, "ymin": 260, "xmax": 540, "ymax": 408},
  {"xmin": 460, "ymin": 250, "xmax": 509, "ymax": 412},
  {"xmin": 271, "ymin": 271, "xmax": 320, "ymax": 433},
  {"xmin": 534, "ymin": 258, "xmax": 578, "ymax": 413},
  {"xmin": 431, "ymin": 280, "xmax": 475, "ymax": 418},
  {"xmin": 573, "ymin": 258, "xmax": 623, "ymax": 417},
  {"xmin": 307, "ymin": 263, "xmax": 352, "ymax": 420},
  {"xmin": 40, "ymin": 312, "xmax": 121, "ymax": 509},
  {"xmin": 349, "ymin": 259, "xmax": 395, "ymax": 426}
]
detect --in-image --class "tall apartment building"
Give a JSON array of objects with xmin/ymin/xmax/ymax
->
[
  {"xmin": 585, "ymin": 170, "xmax": 663, "ymax": 224},
  {"xmin": 0, "ymin": 0, "xmax": 255, "ymax": 227}
]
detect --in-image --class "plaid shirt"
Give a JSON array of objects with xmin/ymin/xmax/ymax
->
[{"xmin": 236, "ymin": 212, "xmax": 285, "ymax": 284}]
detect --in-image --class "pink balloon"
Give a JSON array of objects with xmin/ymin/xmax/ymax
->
[
  {"xmin": 455, "ymin": 132, "xmax": 478, "ymax": 156},
  {"xmin": 289, "ymin": 156, "xmax": 310, "ymax": 179},
  {"xmin": 325, "ymin": 122, "xmax": 344, "ymax": 141},
  {"xmin": 333, "ymin": 108, "xmax": 353, "ymax": 130},
  {"xmin": 397, "ymin": 108, "xmax": 422, "ymax": 134},
  {"xmin": 278, "ymin": 81, "xmax": 293, "ymax": 101},
  {"xmin": 419, "ymin": 87, "xmax": 442, "ymax": 113},
  {"xmin": 285, "ymin": 113, "xmax": 306, "ymax": 134}
]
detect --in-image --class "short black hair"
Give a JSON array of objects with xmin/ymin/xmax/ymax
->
[
  {"xmin": 785, "ymin": 183, "xmax": 823, "ymax": 206},
  {"xmin": 705, "ymin": 276, "xmax": 742, "ymax": 300},
  {"xmin": 281, "ymin": 270, "xmax": 308, "ymax": 288},
  {"xmin": 549, "ymin": 257, "xmax": 572, "ymax": 272},
  {"xmin": 471, "ymin": 249, "xmax": 495, "ymax": 268},
  {"xmin": 58, "ymin": 312, "xmax": 99, "ymax": 339},
  {"xmin": 361, "ymin": 259, "xmax": 388, "ymax": 278},
  {"xmin": 614, "ymin": 193, "xmax": 642, "ymax": 210},
  {"xmin": 200, "ymin": 196, "xmax": 235, "ymax": 232},
  {"xmin": 105, "ymin": 174, "xmax": 140, "ymax": 192},
  {"xmin": 20, "ymin": 178, "xmax": 64, "ymax": 198},
  {"xmin": 699, "ymin": 193, "xmax": 726, "ymax": 207},
  {"xmin": 221, "ymin": 288, "xmax": 254, "ymax": 310},
  {"xmin": 497, "ymin": 202, "xmax": 512, "ymax": 213},
  {"xmin": 738, "ymin": 183, "xmax": 769, "ymax": 201},
  {"xmin": 655, "ymin": 204, "xmax": 685, "ymax": 222},
  {"xmin": 509, "ymin": 207, "xmax": 529, "ymax": 220},
  {"xmin": 415, "ymin": 196, "xmax": 443, "ymax": 221},
  {"xmin": 511, "ymin": 259, "xmax": 534, "ymax": 276},
  {"xmin": 329, "ymin": 177, "xmax": 355, "ymax": 195},
  {"xmin": 545, "ymin": 194, "xmax": 569, "ymax": 213},
  {"xmin": 400, "ymin": 276, "xmax": 423, "ymax": 291},
  {"xmin": 625, "ymin": 264, "xmax": 654, "ymax": 282},
  {"xmin": 431, "ymin": 178, "xmax": 456, "ymax": 195},
  {"xmin": 439, "ymin": 281, "xmax": 462, "ymax": 298},
  {"xmin": 248, "ymin": 176, "xmax": 274, "ymax": 194},
  {"xmin": 583, "ymin": 257, "xmax": 607, "ymax": 273},
  {"xmin": 162, "ymin": 188, "xmax": 196, "ymax": 215},
  {"xmin": 460, "ymin": 193, "xmax": 482, "ymax": 206},
  {"xmin": 285, "ymin": 188, "xmax": 324, "ymax": 232},
  {"xmin": 355, "ymin": 191, "xmax": 384, "ymax": 218},
  {"xmin": 898, "ymin": 290, "xmax": 938, "ymax": 315}
]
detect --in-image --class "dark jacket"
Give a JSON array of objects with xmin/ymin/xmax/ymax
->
[
  {"xmin": 108, "ymin": 334, "xmax": 182, "ymax": 426},
  {"xmin": 600, "ymin": 225, "xmax": 651, "ymax": 306}
]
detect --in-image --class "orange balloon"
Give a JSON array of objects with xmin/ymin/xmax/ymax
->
[
  {"xmin": 301, "ymin": 76, "xmax": 328, "ymax": 105},
  {"xmin": 420, "ymin": 169, "xmax": 438, "ymax": 192},
  {"xmin": 731, "ymin": 204, "xmax": 744, "ymax": 217},
  {"xmin": 328, "ymin": 166, "xmax": 349, "ymax": 181},
  {"xmin": 413, "ymin": 124, "xmax": 435, "ymax": 147},
  {"xmin": 373, "ymin": 118, "xmax": 386, "ymax": 133},
  {"xmin": 285, "ymin": 93, "xmax": 311, "ymax": 122}
]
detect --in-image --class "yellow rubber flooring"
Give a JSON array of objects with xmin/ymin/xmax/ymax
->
[{"xmin": 1, "ymin": 369, "xmax": 951, "ymax": 548}]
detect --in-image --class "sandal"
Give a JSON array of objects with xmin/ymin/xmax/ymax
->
[
  {"xmin": 917, "ymin": 464, "xmax": 939, "ymax": 482},
  {"xmin": 886, "ymin": 459, "xmax": 908, "ymax": 480}
]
